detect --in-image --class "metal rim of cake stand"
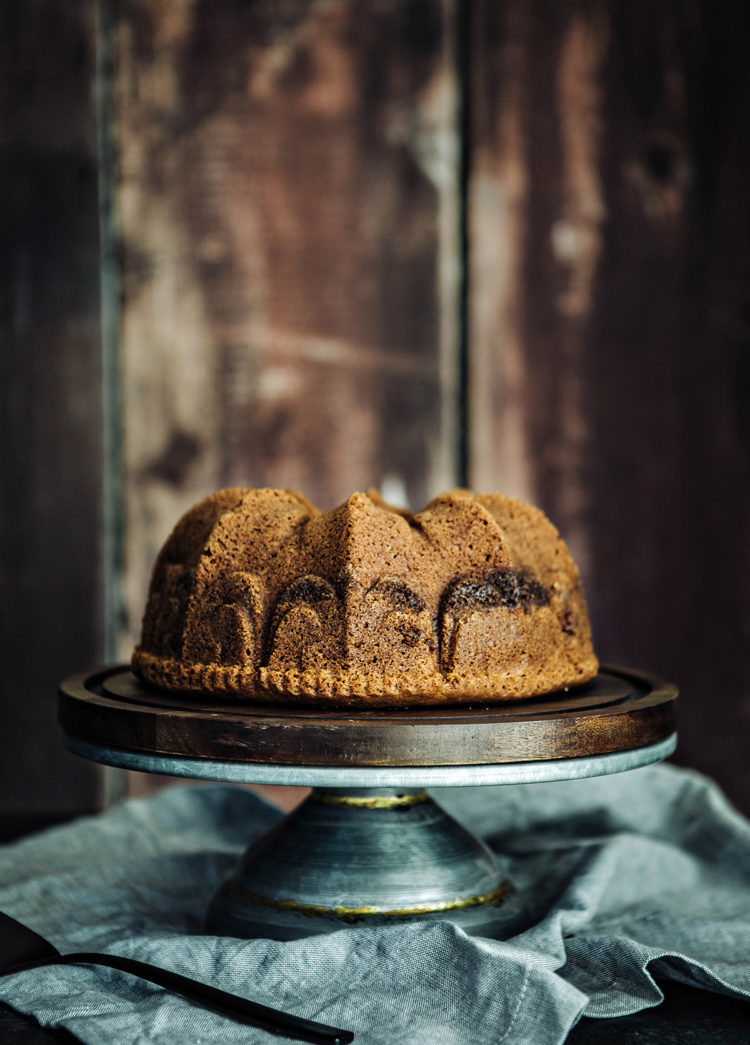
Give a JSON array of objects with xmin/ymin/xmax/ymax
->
[{"xmin": 63, "ymin": 732, "xmax": 677, "ymax": 787}]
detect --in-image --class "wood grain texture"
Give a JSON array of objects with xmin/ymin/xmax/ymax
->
[
  {"xmin": 0, "ymin": 0, "xmax": 102, "ymax": 811},
  {"xmin": 113, "ymin": 0, "xmax": 461, "ymax": 665},
  {"xmin": 468, "ymin": 0, "xmax": 609, "ymax": 568},
  {"xmin": 468, "ymin": 0, "xmax": 750, "ymax": 812}
]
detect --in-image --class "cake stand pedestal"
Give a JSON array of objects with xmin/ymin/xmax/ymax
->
[{"xmin": 59, "ymin": 666, "xmax": 677, "ymax": 941}]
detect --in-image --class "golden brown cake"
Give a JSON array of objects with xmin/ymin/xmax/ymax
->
[{"xmin": 132, "ymin": 488, "xmax": 598, "ymax": 706}]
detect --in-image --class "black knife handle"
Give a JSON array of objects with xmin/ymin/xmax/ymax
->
[{"xmin": 7, "ymin": 953, "xmax": 354, "ymax": 1045}]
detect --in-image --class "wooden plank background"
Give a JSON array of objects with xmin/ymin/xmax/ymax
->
[
  {"xmin": 467, "ymin": 0, "xmax": 750, "ymax": 812},
  {"xmin": 2, "ymin": 0, "xmax": 749, "ymax": 815}
]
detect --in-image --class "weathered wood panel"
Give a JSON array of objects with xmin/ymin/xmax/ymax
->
[
  {"xmin": 113, "ymin": 0, "xmax": 460, "ymax": 646},
  {"xmin": 111, "ymin": 0, "xmax": 461, "ymax": 795},
  {"xmin": 469, "ymin": 0, "xmax": 750, "ymax": 813},
  {"xmin": 0, "ymin": 0, "xmax": 102, "ymax": 811}
]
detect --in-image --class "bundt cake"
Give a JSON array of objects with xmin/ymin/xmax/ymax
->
[{"xmin": 132, "ymin": 488, "xmax": 598, "ymax": 706}]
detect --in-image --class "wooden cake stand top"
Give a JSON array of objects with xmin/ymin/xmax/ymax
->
[{"xmin": 59, "ymin": 665, "xmax": 677, "ymax": 788}]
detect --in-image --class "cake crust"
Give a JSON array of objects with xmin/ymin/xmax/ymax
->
[{"xmin": 132, "ymin": 488, "xmax": 598, "ymax": 706}]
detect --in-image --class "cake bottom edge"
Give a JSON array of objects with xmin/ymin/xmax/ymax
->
[{"xmin": 131, "ymin": 648, "xmax": 599, "ymax": 707}]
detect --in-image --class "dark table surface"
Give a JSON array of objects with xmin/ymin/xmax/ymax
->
[{"xmin": 0, "ymin": 813, "xmax": 748, "ymax": 1044}]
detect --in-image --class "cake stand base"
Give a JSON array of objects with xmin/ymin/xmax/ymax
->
[
  {"xmin": 205, "ymin": 787, "xmax": 510, "ymax": 940},
  {"xmin": 59, "ymin": 666, "xmax": 677, "ymax": 941}
]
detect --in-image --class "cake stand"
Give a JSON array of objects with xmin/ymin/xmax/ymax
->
[{"xmin": 59, "ymin": 666, "xmax": 677, "ymax": 941}]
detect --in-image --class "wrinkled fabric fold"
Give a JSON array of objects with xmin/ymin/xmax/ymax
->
[{"xmin": 0, "ymin": 764, "xmax": 747, "ymax": 1044}]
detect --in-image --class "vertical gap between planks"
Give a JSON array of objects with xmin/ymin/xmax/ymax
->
[
  {"xmin": 455, "ymin": 0, "xmax": 472, "ymax": 489},
  {"xmin": 96, "ymin": 0, "xmax": 127, "ymax": 807}
]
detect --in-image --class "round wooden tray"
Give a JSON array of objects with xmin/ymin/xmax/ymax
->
[{"xmin": 59, "ymin": 665, "xmax": 677, "ymax": 786}]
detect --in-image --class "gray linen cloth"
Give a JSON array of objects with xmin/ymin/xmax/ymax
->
[{"xmin": 0, "ymin": 763, "xmax": 748, "ymax": 1043}]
